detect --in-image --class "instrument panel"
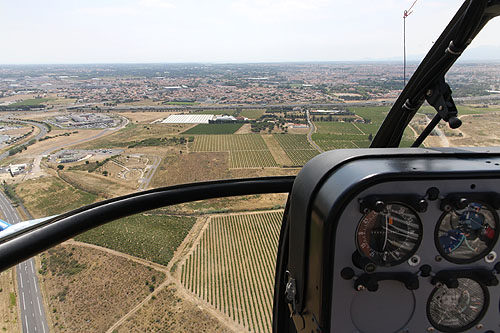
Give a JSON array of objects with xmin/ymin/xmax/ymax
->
[
  {"xmin": 282, "ymin": 148, "xmax": 500, "ymax": 333},
  {"xmin": 331, "ymin": 180, "xmax": 500, "ymax": 333}
]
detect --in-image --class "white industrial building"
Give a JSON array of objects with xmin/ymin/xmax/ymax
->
[{"xmin": 162, "ymin": 114, "xmax": 214, "ymax": 124}]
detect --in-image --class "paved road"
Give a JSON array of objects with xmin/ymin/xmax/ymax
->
[
  {"xmin": 0, "ymin": 120, "xmax": 49, "ymax": 162},
  {"xmin": 138, "ymin": 156, "xmax": 161, "ymax": 191},
  {"xmin": 0, "ymin": 192, "xmax": 48, "ymax": 333},
  {"xmin": 28, "ymin": 116, "xmax": 129, "ymax": 179},
  {"xmin": 306, "ymin": 110, "xmax": 324, "ymax": 153}
]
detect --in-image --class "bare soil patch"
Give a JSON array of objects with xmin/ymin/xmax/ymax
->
[
  {"xmin": 234, "ymin": 123, "xmax": 252, "ymax": 134},
  {"xmin": 0, "ymin": 269, "xmax": 19, "ymax": 332},
  {"xmin": 58, "ymin": 170, "xmax": 136, "ymax": 198},
  {"xmin": 115, "ymin": 284, "xmax": 232, "ymax": 333},
  {"xmin": 114, "ymin": 111, "xmax": 178, "ymax": 124},
  {"xmin": 152, "ymin": 152, "xmax": 230, "ymax": 187},
  {"xmin": 162, "ymin": 193, "xmax": 288, "ymax": 215},
  {"xmin": 76, "ymin": 123, "xmax": 191, "ymax": 149},
  {"xmin": 39, "ymin": 244, "xmax": 166, "ymax": 333},
  {"xmin": 449, "ymin": 113, "xmax": 500, "ymax": 146},
  {"xmin": 262, "ymin": 134, "xmax": 293, "ymax": 166}
]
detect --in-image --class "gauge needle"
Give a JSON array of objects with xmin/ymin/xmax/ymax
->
[{"xmin": 383, "ymin": 213, "xmax": 389, "ymax": 251}]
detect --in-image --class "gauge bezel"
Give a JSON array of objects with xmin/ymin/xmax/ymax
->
[
  {"xmin": 426, "ymin": 278, "xmax": 490, "ymax": 333},
  {"xmin": 356, "ymin": 202, "xmax": 424, "ymax": 267},
  {"xmin": 434, "ymin": 201, "xmax": 499, "ymax": 264}
]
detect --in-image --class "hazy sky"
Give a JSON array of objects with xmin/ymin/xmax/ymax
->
[{"xmin": 1, "ymin": 0, "xmax": 499, "ymax": 64}]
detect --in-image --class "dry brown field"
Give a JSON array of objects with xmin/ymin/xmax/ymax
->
[
  {"xmin": 115, "ymin": 111, "xmax": 178, "ymax": 123},
  {"xmin": 152, "ymin": 152, "xmax": 230, "ymax": 187},
  {"xmin": 58, "ymin": 170, "xmax": 136, "ymax": 198},
  {"xmin": 75, "ymin": 123, "xmax": 191, "ymax": 149},
  {"xmin": 15, "ymin": 175, "xmax": 98, "ymax": 218},
  {"xmin": 115, "ymin": 284, "xmax": 232, "ymax": 333},
  {"xmin": 449, "ymin": 113, "xmax": 500, "ymax": 146},
  {"xmin": 0, "ymin": 269, "xmax": 19, "ymax": 332},
  {"xmin": 40, "ymin": 244, "xmax": 165, "ymax": 333}
]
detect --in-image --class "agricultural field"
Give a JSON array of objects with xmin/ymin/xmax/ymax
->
[
  {"xmin": 40, "ymin": 244, "xmax": 165, "ymax": 333},
  {"xmin": 75, "ymin": 213, "xmax": 196, "ymax": 266},
  {"xmin": 180, "ymin": 211, "xmax": 283, "ymax": 333},
  {"xmin": 272, "ymin": 134, "xmax": 319, "ymax": 166},
  {"xmin": 312, "ymin": 121, "xmax": 372, "ymax": 151},
  {"xmin": 191, "ymin": 135, "xmax": 278, "ymax": 168},
  {"xmin": 239, "ymin": 109, "xmax": 265, "ymax": 119},
  {"xmin": 183, "ymin": 123, "xmax": 243, "ymax": 135},
  {"xmin": 15, "ymin": 176, "xmax": 98, "ymax": 218},
  {"xmin": 76, "ymin": 123, "xmax": 191, "ymax": 149},
  {"xmin": 195, "ymin": 109, "xmax": 237, "ymax": 115},
  {"xmin": 7, "ymin": 98, "xmax": 51, "ymax": 107}
]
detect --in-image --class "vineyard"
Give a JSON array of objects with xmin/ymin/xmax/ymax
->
[
  {"xmin": 191, "ymin": 135, "xmax": 278, "ymax": 168},
  {"xmin": 272, "ymin": 134, "xmax": 319, "ymax": 166},
  {"xmin": 76, "ymin": 214, "xmax": 196, "ymax": 266},
  {"xmin": 180, "ymin": 211, "xmax": 283, "ymax": 333},
  {"xmin": 312, "ymin": 121, "xmax": 372, "ymax": 151},
  {"xmin": 182, "ymin": 123, "xmax": 243, "ymax": 135}
]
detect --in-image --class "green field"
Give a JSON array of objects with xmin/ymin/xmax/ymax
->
[
  {"xmin": 163, "ymin": 101, "xmax": 199, "ymax": 105},
  {"xmin": 314, "ymin": 121, "xmax": 364, "ymax": 135},
  {"xmin": 273, "ymin": 134, "xmax": 319, "ymax": 166},
  {"xmin": 195, "ymin": 109, "xmax": 237, "ymax": 115},
  {"xmin": 240, "ymin": 109, "xmax": 265, "ymax": 119},
  {"xmin": 183, "ymin": 123, "xmax": 243, "ymax": 135},
  {"xmin": 191, "ymin": 134, "xmax": 277, "ymax": 168},
  {"xmin": 181, "ymin": 211, "xmax": 282, "ymax": 333},
  {"xmin": 8, "ymin": 98, "xmax": 50, "ymax": 107},
  {"xmin": 76, "ymin": 214, "xmax": 196, "ymax": 266},
  {"xmin": 350, "ymin": 106, "xmax": 389, "ymax": 124}
]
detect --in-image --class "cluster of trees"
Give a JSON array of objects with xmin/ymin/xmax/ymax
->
[
  {"xmin": 39, "ymin": 131, "xmax": 77, "ymax": 141},
  {"xmin": 2, "ymin": 181, "xmax": 19, "ymax": 205},
  {"xmin": 127, "ymin": 136, "xmax": 193, "ymax": 148},
  {"xmin": 9, "ymin": 139, "xmax": 36, "ymax": 156}
]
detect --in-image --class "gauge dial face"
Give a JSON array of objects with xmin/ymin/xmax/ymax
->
[
  {"xmin": 436, "ymin": 202, "xmax": 498, "ymax": 263},
  {"xmin": 356, "ymin": 203, "xmax": 423, "ymax": 266},
  {"xmin": 427, "ymin": 278, "xmax": 488, "ymax": 332}
]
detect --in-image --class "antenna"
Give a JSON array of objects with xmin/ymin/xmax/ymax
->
[{"xmin": 403, "ymin": 0, "xmax": 418, "ymax": 87}]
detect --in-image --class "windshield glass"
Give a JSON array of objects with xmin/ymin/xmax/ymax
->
[{"xmin": 0, "ymin": 1, "xmax": 499, "ymax": 332}]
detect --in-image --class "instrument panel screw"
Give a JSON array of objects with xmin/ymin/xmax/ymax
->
[
  {"xmin": 435, "ymin": 255, "xmax": 442, "ymax": 262},
  {"xmin": 408, "ymin": 255, "xmax": 421, "ymax": 266},
  {"xmin": 356, "ymin": 285, "xmax": 366, "ymax": 291},
  {"xmin": 475, "ymin": 323, "xmax": 483, "ymax": 329},
  {"xmin": 485, "ymin": 251, "xmax": 497, "ymax": 263},
  {"xmin": 427, "ymin": 327, "xmax": 434, "ymax": 332}
]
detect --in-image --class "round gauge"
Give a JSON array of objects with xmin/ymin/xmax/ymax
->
[
  {"xmin": 436, "ymin": 202, "xmax": 498, "ymax": 263},
  {"xmin": 427, "ymin": 278, "xmax": 488, "ymax": 332},
  {"xmin": 356, "ymin": 203, "xmax": 423, "ymax": 266}
]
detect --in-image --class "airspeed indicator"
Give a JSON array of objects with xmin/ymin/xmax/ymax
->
[{"xmin": 356, "ymin": 203, "xmax": 423, "ymax": 266}]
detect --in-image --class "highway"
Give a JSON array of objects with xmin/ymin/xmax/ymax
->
[
  {"xmin": 0, "ymin": 120, "xmax": 49, "ymax": 162},
  {"xmin": 0, "ymin": 192, "xmax": 48, "ymax": 333}
]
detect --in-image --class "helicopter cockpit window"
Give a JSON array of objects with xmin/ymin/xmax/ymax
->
[{"xmin": 1, "ymin": 0, "xmax": 500, "ymax": 332}]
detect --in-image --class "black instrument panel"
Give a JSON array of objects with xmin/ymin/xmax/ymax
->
[
  {"xmin": 282, "ymin": 148, "xmax": 500, "ymax": 333},
  {"xmin": 332, "ymin": 180, "xmax": 500, "ymax": 333}
]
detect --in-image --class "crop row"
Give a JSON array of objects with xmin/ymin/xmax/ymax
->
[
  {"xmin": 191, "ymin": 134, "xmax": 269, "ymax": 152},
  {"xmin": 191, "ymin": 135, "xmax": 277, "ymax": 168},
  {"xmin": 180, "ymin": 211, "xmax": 283, "ymax": 333},
  {"xmin": 76, "ymin": 214, "xmax": 196, "ymax": 266},
  {"xmin": 273, "ymin": 134, "xmax": 319, "ymax": 166},
  {"xmin": 231, "ymin": 151, "xmax": 278, "ymax": 168}
]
